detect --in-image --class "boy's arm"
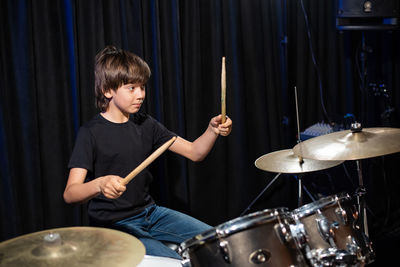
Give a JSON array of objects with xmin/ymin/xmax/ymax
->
[
  {"xmin": 169, "ymin": 114, "xmax": 232, "ymax": 162},
  {"xmin": 63, "ymin": 168, "xmax": 126, "ymax": 204}
]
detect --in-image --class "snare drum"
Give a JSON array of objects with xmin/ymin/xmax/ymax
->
[
  {"xmin": 180, "ymin": 208, "xmax": 307, "ymax": 267},
  {"xmin": 291, "ymin": 193, "xmax": 375, "ymax": 266}
]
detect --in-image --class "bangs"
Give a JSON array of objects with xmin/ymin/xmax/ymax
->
[
  {"xmin": 98, "ymin": 49, "xmax": 151, "ymax": 91},
  {"xmin": 116, "ymin": 58, "xmax": 150, "ymax": 86}
]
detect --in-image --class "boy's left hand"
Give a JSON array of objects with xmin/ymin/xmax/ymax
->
[{"xmin": 210, "ymin": 114, "xmax": 232, "ymax": 136}]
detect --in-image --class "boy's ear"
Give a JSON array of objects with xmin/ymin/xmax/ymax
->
[{"xmin": 103, "ymin": 89, "xmax": 113, "ymax": 99}]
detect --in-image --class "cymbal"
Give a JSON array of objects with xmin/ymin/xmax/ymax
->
[
  {"xmin": 255, "ymin": 149, "xmax": 344, "ymax": 174},
  {"xmin": 0, "ymin": 226, "xmax": 145, "ymax": 267},
  {"xmin": 293, "ymin": 127, "xmax": 400, "ymax": 161}
]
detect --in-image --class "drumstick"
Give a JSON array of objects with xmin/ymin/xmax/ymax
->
[
  {"xmin": 121, "ymin": 136, "xmax": 177, "ymax": 186},
  {"xmin": 221, "ymin": 57, "xmax": 226, "ymax": 123}
]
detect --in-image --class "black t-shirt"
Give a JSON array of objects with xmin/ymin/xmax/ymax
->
[{"xmin": 68, "ymin": 113, "xmax": 176, "ymax": 224}]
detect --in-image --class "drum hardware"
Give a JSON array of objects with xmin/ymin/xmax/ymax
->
[
  {"xmin": 249, "ymin": 249, "xmax": 271, "ymax": 264},
  {"xmin": 240, "ymin": 172, "xmax": 281, "ymax": 216},
  {"xmin": 346, "ymin": 236, "xmax": 361, "ymax": 255},
  {"xmin": 334, "ymin": 206, "xmax": 348, "ymax": 226},
  {"xmin": 316, "ymin": 216, "xmax": 339, "ymax": 247},
  {"xmin": 312, "ymin": 248, "xmax": 358, "ymax": 266},
  {"xmin": 293, "ymin": 123, "xmax": 400, "ymax": 239},
  {"xmin": 294, "ymin": 85, "xmax": 307, "ymax": 208},
  {"xmin": 249, "ymin": 86, "xmax": 342, "ymax": 213},
  {"xmin": 182, "ymin": 194, "xmax": 375, "ymax": 266},
  {"xmin": 217, "ymin": 239, "xmax": 231, "ymax": 263},
  {"xmin": 274, "ymin": 221, "xmax": 293, "ymax": 245},
  {"xmin": 332, "ymin": 195, "xmax": 350, "ymax": 226},
  {"xmin": 354, "ymin": 159, "xmax": 368, "ymax": 236},
  {"xmin": 253, "ymin": 149, "xmax": 343, "ymax": 212},
  {"xmin": 215, "ymin": 226, "xmax": 234, "ymax": 264},
  {"xmin": 293, "ymin": 174, "xmax": 317, "ymax": 207},
  {"xmin": 290, "ymin": 193, "xmax": 375, "ymax": 267},
  {"xmin": 308, "ymin": 247, "xmax": 336, "ymax": 266},
  {"xmin": 298, "ymin": 174, "xmax": 304, "ymax": 206},
  {"xmin": 180, "ymin": 208, "xmax": 308, "ymax": 267},
  {"xmin": 290, "ymin": 220, "xmax": 308, "ymax": 249},
  {"xmin": 250, "ymin": 87, "xmax": 342, "ymax": 213},
  {"xmin": 351, "ymin": 123, "xmax": 369, "ymax": 237}
]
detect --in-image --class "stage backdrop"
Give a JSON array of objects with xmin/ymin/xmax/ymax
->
[{"xmin": 1, "ymin": 0, "xmax": 400, "ymax": 265}]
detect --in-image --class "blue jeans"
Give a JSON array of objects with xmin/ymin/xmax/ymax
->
[{"xmin": 113, "ymin": 204, "xmax": 212, "ymax": 259}]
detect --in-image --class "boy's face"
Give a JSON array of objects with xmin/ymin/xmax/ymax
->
[{"xmin": 105, "ymin": 83, "xmax": 145, "ymax": 114}]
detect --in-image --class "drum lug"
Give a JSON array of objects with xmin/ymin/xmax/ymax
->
[
  {"xmin": 334, "ymin": 249, "xmax": 358, "ymax": 265},
  {"xmin": 335, "ymin": 207, "xmax": 348, "ymax": 225},
  {"xmin": 249, "ymin": 249, "xmax": 271, "ymax": 264},
  {"xmin": 218, "ymin": 240, "xmax": 231, "ymax": 263},
  {"xmin": 317, "ymin": 217, "xmax": 338, "ymax": 243},
  {"xmin": 346, "ymin": 235, "xmax": 361, "ymax": 255},
  {"xmin": 350, "ymin": 205, "xmax": 360, "ymax": 228},
  {"xmin": 289, "ymin": 222, "xmax": 307, "ymax": 248},
  {"xmin": 274, "ymin": 223, "xmax": 292, "ymax": 244}
]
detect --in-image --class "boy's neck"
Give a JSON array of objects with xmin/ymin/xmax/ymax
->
[{"xmin": 101, "ymin": 110, "xmax": 130, "ymax": 123}]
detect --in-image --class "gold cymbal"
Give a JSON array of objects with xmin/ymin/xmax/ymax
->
[
  {"xmin": 293, "ymin": 127, "xmax": 400, "ymax": 161},
  {"xmin": 255, "ymin": 149, "xmax": 343, "ymax": 174},
  {"xmin": 0, "ymin": 226, "xmax": 145, "ymax": 267}
]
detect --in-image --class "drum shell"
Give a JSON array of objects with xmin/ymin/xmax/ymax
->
[
  {"xmin": 293, "ymin": 194, "xmax": 356, "ymax": 250},
  {"xmin": 291, "ymin": 193, "xmax": 375, "ymax": 265},
  {"xmin": 182, "ymin": 209, "xmax": 307, "ymax": 267}
]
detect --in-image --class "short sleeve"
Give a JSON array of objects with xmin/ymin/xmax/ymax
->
[
  {"xmin": 68, "ymin": 126, "xmax": 95, "ymax": 172},
  {"xmin": 149, "ymin": 116, "xmax": 177, "ymax": 150}
]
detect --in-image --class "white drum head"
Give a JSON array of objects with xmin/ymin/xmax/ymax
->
[{"xmin": 137, "ymin": 255, "xmax": 182, "ymax": 267}]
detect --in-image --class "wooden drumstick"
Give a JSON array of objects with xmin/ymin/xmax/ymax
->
[
  {"xmin": 121, "ymin": 136, "xmax": 177, "ymax": 186},
  {"xmin": 221, "ymin": 57, "xmax": 226, "ymax": 123}
]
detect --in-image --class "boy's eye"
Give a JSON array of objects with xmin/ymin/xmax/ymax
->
[{"xmin": 126, "ymin": 85, "xmax": 145, "ymax": 91}]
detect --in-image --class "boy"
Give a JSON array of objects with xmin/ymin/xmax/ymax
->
[{"xmin": 63, "ymin": 46, "xmax": 233, "ymax": 259}]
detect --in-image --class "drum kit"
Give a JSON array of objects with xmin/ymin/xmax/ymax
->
[
  {"xmin": 180, "ymin": 124, "xmax": 400, "ymax": 266},
  {"xmin": 1, "ymin": 125, "xmax": 399, "ymax": 267}
]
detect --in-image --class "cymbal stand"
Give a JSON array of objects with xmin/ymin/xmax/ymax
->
[
  {"xmin": 351, "ymin": 122, "xmax": 369, "ymax": 237},
  {"xmin": 240, "ymin": 173, "xmax": 281, "ymax": 216},
  {"xmin": 355, "ymin": 159, "xmax": 369, "ymax": 236},
  {"xmin": 298, "ymin": 175, "xmax": 303, "ymax": 206},
  {"xmin": 293, "ymin": 174, "xmax": 316, "ymax": 207},
  {"xmin": 294, "ymin": 86, "xmax": 305, "ymax": 207}
]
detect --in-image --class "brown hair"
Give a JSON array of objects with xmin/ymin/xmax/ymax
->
[{"xmin": 94, "ymin": 46, "xmax": 151, "ymax": 111}]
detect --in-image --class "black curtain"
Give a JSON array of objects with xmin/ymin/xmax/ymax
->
[{"xmin": 1, "ymin": 0, "xmax": 400, "ymax": 265}]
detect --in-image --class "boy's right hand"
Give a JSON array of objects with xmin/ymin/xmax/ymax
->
[{"xmin": 99, "ymin": 175, "xmax": 126, "ymax": 199}]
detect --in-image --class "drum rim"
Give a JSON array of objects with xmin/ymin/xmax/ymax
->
[
  {"xmin": 180, "ymin": 207, "xmax": 288, "ymax": 251},
  {"xmin": 291, "ymin": 192, "xmax": 351, "ymax": 219}
]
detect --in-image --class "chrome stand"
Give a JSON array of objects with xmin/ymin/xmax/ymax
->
[
  {"xmin": 293, "ymin": 174, "xmax": 316, "ymax": 207},
  {"xmin": 355, "ymin": 160, "xmax": 369, "ymax": 236},
  {"xmin": 240, "ymin": 173, "xmax": 282, "ymax": 216},
  {"xmin": 350, "ymin": 122, "xmax": 369, "ymax": 237},
  {"xmin": 298, "ymin": 175, "xmax": 303, "ymax": 207}
]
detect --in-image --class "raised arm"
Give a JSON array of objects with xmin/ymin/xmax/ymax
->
[{"xmin": 169, "ymin": 114, "xmax": 232, "ymax": 162}]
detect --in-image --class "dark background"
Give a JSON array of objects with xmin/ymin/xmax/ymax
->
[{"xmin": 1, "ymin": 0, "xmax": 400, "ymax": 265}]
